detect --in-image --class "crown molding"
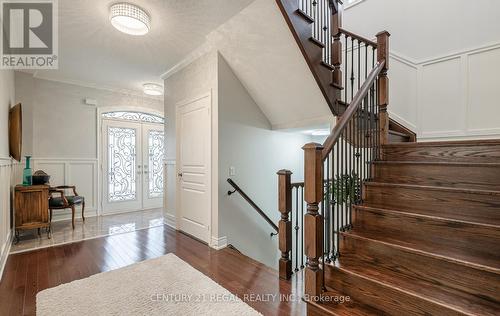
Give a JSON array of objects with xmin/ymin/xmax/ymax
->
[
  {"xmin": 20, "ymin": 72, "xmax": 164, "ymax": 102},
  {"xmin": 160, "ymin": 42, "xmax": 214, "ymax": 80}
]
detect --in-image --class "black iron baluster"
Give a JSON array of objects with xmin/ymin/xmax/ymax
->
[
  {"xmin": 365, "ymin": 44, "xmax": 368, "ymax": 79},
  {"xmin": 351, "ymin": 38, "xmax": 356, "ymax": 101},
  {"xmin": 358, "ymin": 41, "xmax": 361, "ymax": 91},
  {"xmin": 335, "ymin": 140, "xmax": 339, "ymax": 260},
  {"xmin": 343, "ymin": 125, "xmax": 347, "ymax": 233},
  {"xmin": 344, "ymin": 34, "xmax": 349, "ymax": 104},
  {"xmin": 323, "ymin": 0, "xmax": 327, "ymax": 64},
  {"xmin": 295, "ymin": 187, "xmax": 299, "ymax": 272},
  {"xmin": 357, "ymin": 106, "xmax": 361, "ymax": 205},
  {"xmin": 348, "ymin": 119, "xmax": 352, "ymax": 229},
  {"xmin": 377, "ymin": 81, "xmax": 380, "ymax": 160},
  {"xmin": 340, "ymin": 130, "xmax": 344, "ymax": 233},
  {"xmin": 300, "ymin": 185, "xmax": 304, "ymax": 269},
  {"xmin": 365, "ymin": 88, "xmax": 369, "ymax": 182},
  {"xmin": 326, "ymin": 154, "xmax": 331, "ymax": 262}
]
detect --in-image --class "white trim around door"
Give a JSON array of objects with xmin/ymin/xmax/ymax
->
[{"xmin": 175, "ymin": 92, "xmax": 212, "ymax": 244}]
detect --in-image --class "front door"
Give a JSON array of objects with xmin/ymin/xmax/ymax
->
[
  {"xmin": 142, "ymin": 123, "xmax": 165, "ymax": 210},
  {"xmin": 102, "ymin": 119, "xmax": 164, "ymax": 214},
  {"xmin": 177, "ymin": 94, "xmax": 211, "ymax": 243}
]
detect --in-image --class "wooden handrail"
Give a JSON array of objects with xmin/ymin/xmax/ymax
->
[
  {"xmin": 227, "ymin": 178, "xmax": 279, "ymax": 234},
  {"xmin": 322, "ymin": 60, "xmax": 386, "ymax": 160},
  {"xmin": 338, "ymin": 27, "xmax": 378, "ymax": 48}
]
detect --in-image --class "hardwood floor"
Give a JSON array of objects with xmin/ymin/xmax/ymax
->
[{"xmin": 0, "ymin": 225, "xmax": 306, "ymax": 316}]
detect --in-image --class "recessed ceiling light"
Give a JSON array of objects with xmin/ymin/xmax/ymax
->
[
  {"xmin": 143, "ymin": 83, "xmax": 163, "ymax": 96},
  {"xmin": 110, "ymin": 3, "xmax": 151, "ymax": 36}
]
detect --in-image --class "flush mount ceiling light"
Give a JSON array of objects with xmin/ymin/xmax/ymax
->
[
  {"xmin": 143, "ymin": 83, "xmax": 163, "ymax": 96},
  {"xmin": 110, "ymin": 3, "xmax": 151, "ymax": 36}
]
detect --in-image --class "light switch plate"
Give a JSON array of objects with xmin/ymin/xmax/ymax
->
[{"xmin": 229, "ymin": 166, "xmax": 236, "ymax": 176}]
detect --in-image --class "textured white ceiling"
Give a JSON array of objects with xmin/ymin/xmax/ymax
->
[
  {"xmin": 31, "ymin": 0, "xmax": 255, "ymax": 94},
  {"xmin": 207, "ymin": 0, "xmax": 331, "ymax": 129},
  {"xmin": 344, "ymin": 0, "xmax": 500, "ymax": 62}
]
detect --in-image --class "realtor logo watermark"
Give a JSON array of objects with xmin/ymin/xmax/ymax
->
[{"xmin": 1, "ymin": 0, "xmax": 58, "ymax": 69}]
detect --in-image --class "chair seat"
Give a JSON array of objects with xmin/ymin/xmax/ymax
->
[{"xmin": 49, "ymin": 195, "xmax": 84, "ymax": 207}]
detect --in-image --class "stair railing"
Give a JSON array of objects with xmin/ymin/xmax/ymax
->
[
  {"xmin": 277, "ymin": 170, "xmax": 306, "ymax": 280},
  {"xmin": 302, "ymin": 31, "xmax": 389, "ymax": 297},
  {"xmin": 227, "ymin": 178, "xmax": 279, "ymax": 236},
  {"xmin": 276, "ymin": 1, "xmax": 391, "ymax": 291}
]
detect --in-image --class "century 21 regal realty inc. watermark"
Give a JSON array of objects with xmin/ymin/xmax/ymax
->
[{"xmin": 1, "ymin": 0, "xmax": 58, "ymax": 69}]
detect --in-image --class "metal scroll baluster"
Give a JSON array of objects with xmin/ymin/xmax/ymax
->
[
  {"xmin": 300, "ymin": 185, "xmax": 305, "ymax": 269},
  {"xmin": 323, "ymin": 155, "xmax": 330, "ymax": 262},
  {"xmin": 351, "ymin": 37, "xmax": 355, "ymax": 102},
  {"xmin": 294, "ymin": 187, "xmax": 299, "ymax": 272},
  {"xmin": 344, "ymin": 35, "xmax": 349, "ymax": 104}
]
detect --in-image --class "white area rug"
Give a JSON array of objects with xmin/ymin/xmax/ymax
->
[{"xmin": 36, "ymin": 254, "xmax": 262, "ymax": 316}]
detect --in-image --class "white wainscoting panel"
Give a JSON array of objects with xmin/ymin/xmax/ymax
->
[
  {"xmin": 389, "ymin": 56, "xmax": 418, "ymax": 130},
  {"xmin": 32, "ymin": 158, "xmax": 98, "ymax": 221},
  {"xmin": 467, "ymin": 47, "xmax": 500, "ymax": 134},
  {"xmin": 0, "ymin": 158, "xmax": 13, "ymax": 280},
  {"xmin": 420, "ymin": 57, "xmax": 465, "ymax": 138},
  {"xmin": 67, "ymin": 162, "xmax": 97, "ymax": 210},
  {"xmin": 383, "ymin": 43, "xmax": 500, "ymax": 141},
  {"xmin": 164, "ymin": 160, "xmax": 177, "ymax": 228}
]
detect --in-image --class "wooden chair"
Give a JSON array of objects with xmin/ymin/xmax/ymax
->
[{"xmin": 49, "ymin": 186, "xmax": 85, "ymax": 229}]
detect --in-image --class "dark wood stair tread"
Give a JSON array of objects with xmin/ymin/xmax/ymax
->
[
  {"xmin": 307, "ymin": 289, "xmax": 383, "ymax": 316},
  {"xmin": 365, "ymin": 181, "xmax": 500, "ymax": 195},
  {"xmin": 381, "ymin": 139, "xmax": 500, "ymax": 163},
  {"xmin": 373, "ymin": 161, "xmax": 500, "ymax": 169},
  {"xmin": 342, "ymin": 227, "xmax": 500, "ymax": 274},
  {"xmin": 355, "ymin": 204, "xmax": 500, "ymax": 231},
  {"xmin": 340, "ymin": 231, "xmax": 500, "ymax": 305},
  {"xmin": 383, "ymin": 139, "xmax": 500, "ymax": 147},
  {"xmin": 309, "ymin": 37, "xmax": 325, "ymax": 48},
  {"xmin": 373, "ymin": 160, "xmax": 500, "ymax": 190},
  {"xmin": 329, "ymin": 247, "xmax": 500, "ymax": 316},
  {"xmin": 321, "ymin": 61, "xmax": 335, "ymax": 71},
  {"xmin": 388, "ymin": 130, "xmax": 410, "ymax": 138},
  {"xmin": 364, "ymin": 182, "xmax": 500, "ymax": 226},
  {"xmin": 296, "ymin": 9, "xmax": 314, "ymax": 24}
]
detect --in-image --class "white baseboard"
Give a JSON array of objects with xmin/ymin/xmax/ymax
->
[
  {"xmin": 0, "ymin": 230, "xmax": 13, "ymax": 281},
  {"xmin": 164, "ymin": 213, "xmax": 177, "ymax": 229},
  {"xmin": 210, "ymin": 236, "xmax": 228, "ymax": 250}
]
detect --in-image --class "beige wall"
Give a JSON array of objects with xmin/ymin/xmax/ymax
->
[
  {"xmin": 0, "ymin": 70, "xmax": 16, "ymax": 279},
  {"xmin": 217, "ymin": 54, "xmax": 310, "ymax": 267},
  {"xmin": 163, "ymin": 50, "xmax": 218, "ymax": 236},
  {"xmin": 14, "ymin": 73, "xmax": 163, "ymax": 219}
]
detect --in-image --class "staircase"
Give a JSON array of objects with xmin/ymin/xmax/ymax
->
[
  {"xmin": 273, "ymin": 1, "xmax": 500, "ymax": 315},
  {"xmin": 310, "ymin": 140, "xmax": 500, "ymax": 315}
]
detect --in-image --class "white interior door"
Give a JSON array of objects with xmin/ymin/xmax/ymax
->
[
  {"xmin": 177, "ymin": 94, "xmax": 211, "ymax": 243},
  {"xmin": 142, "ymin": 123, "xmax": 165, "ymax": 209},
  {"xmin": 102, "ymin": 120, "xmax": 143, "ymax": 213}
]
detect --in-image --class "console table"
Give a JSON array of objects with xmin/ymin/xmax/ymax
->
[{"xmin": 14, "ymin": 185, "xmax": 51, "ymax": 242}]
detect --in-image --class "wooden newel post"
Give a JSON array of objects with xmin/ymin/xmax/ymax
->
[
  {"xmin": 376, "ymin": 31, "xmax": 390, "ymax": 145},
  {"xmin": 277, "ymin": 169, "xmax": 292, "ymax": 280},
  {"xmin": 302, "ymin": 143, "xmax": 324, "ymax": 298}
]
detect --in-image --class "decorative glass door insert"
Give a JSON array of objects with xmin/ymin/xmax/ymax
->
[
  {"xmin": 102, "ymin": 113, "xmax": 165, "ymax": 213},
  {"xmin": 147, "ymin": 129, "xmax": 165, "ymax": 198},
  {"xmin": 108, "ymin": 127, "xmax": 137, "ymax": 202}
]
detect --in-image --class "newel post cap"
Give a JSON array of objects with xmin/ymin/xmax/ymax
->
[
  {"xmin": 376, "ymin": 30, "xmax": 391, "ymax": 38},
  {"xmin": 302, "ymin": 142, "xmax": 324, "ymax": 150},
  {"xmin": 277, "ymin": 169, "xmax": 293, "ymax": 175}
]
